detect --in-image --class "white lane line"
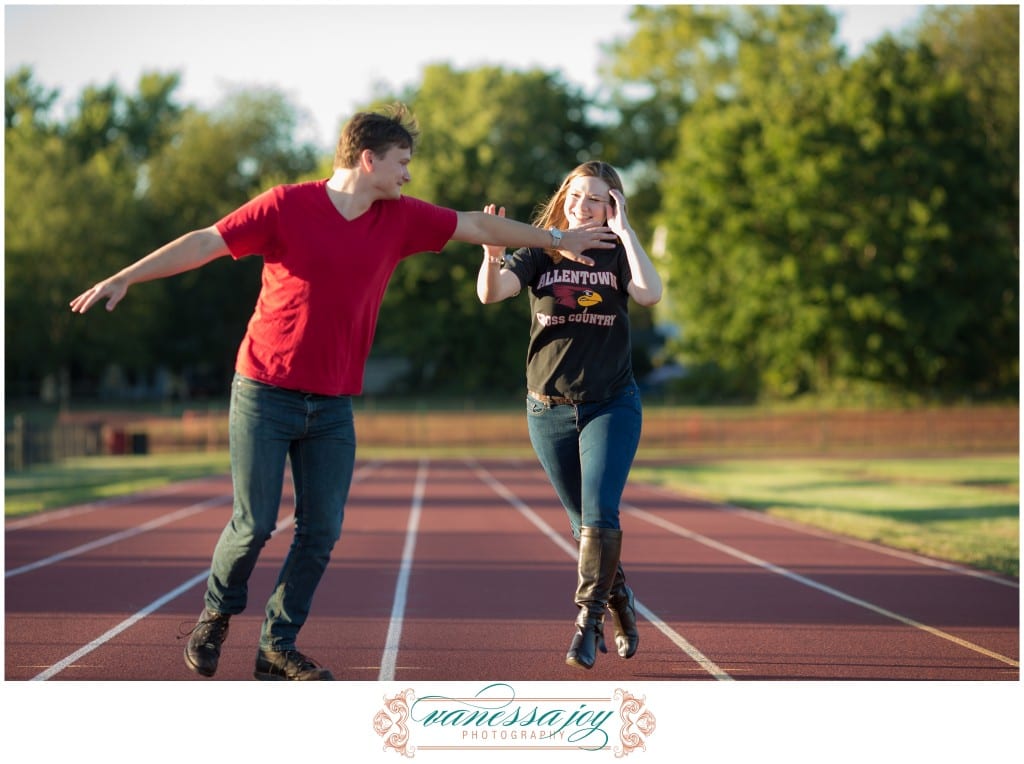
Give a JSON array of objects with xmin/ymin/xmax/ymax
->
[
  {"xmin": 7, "ymin": 461, "xmax": 389, "ymax": 580},
  {"xmin": 471, "ymin": 461, "xmax": 733, "ymax": 681},
  {"xmin": 377, "ymin": 458, "xmax": 428, "ymax": 682},
  {"xmin": 636, "ymin": 482, "xmax": 1018, "ymax": 589},
  {"xmin": 31, "ymin": 570, "xmax": 213, "ymax": 681},
  {"xmin": 627, "ymin": 504, "xmax": 1020, "ymax": 669},
  {"xmin": 30, "ymin": 512, "xmax": 300, "ymax": 682},
  {"xmin": 28, "ymin": 462, "xmax": 381, "ymax": 680},
  {"xmin": 6, "ymin": 495, "xmax": 233, "ymax": 578}
]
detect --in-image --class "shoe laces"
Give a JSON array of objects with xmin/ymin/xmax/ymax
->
[
  {"xmin": 177, "ymin": 611, "xmax": 229, "ymax": 644},
  {"xmin": 280, "ymin": 649, "xmax": 320, "ymax": 671}
]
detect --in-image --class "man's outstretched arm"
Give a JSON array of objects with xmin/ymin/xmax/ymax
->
[
  {"xmin": 452, "ymin": 210, "xmax": 614, "ymax": 266},
  {"xmin": 70, "ymin": 226, "xmax": 232, "ymax": 314}
]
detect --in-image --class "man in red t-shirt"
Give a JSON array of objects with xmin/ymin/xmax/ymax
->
[{"xmin": 70, "ymin": 104, "xmax": 614, "ymax": 680}]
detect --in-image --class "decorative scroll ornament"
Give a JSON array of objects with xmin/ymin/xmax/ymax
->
[
  {"xmin": 613, "ymin": 689, "xmax": 657, "ymax": 757},
  {"xmin": 374, "ymin": 689, "xmax": 417, "ymax": 758}
]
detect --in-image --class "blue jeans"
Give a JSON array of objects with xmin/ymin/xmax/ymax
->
[
  {"xmin": 526, "ymin": 384, "xmax": 642, "ymax": 538},
  {"xmin": 205, "ymin": 374, "xmax": 356, "ymax": 651}
]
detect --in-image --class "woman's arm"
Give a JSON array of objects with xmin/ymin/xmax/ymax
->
[
  {"xmin": 607, "ymin": 190, "xmax": 663, "ymax": 307},
  {"xmin": 475, "ymin": 205, "xmax": 525, "ymax": 304}
]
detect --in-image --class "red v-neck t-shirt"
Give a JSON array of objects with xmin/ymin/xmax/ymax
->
[{"xmin": 216, "ymin": 179, "xmax": 457, "ymax": 395}]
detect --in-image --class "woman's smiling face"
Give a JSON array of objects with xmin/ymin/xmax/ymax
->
[{"xmin": 563, "ymin": 176, "xmax": 612, "ymax": 229}]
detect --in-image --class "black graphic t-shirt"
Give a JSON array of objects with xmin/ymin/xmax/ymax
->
[{"xmin": 504, "ymin": 243, "xmax": 634, "ymax": 402}]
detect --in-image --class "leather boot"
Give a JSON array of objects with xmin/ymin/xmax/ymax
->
[
  {"xmin": 607, "ymin": 563, "xmax": 639, "ymax": 659},
  {"xmin": 566, "ymin": 526, "xmax": 621, "ymax": 670}
]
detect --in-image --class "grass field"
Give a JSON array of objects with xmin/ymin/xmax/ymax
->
[
  {"xmin": 4, "ymin": 450, "xmax": 1019, "ymax": 579},
  {"xmin": 631, "ymin": 455, "xmax": 1019, "ymax": 579},
  {"xmin": 3, "ymin": 451, "xmax": 231, "ymax": 516}
]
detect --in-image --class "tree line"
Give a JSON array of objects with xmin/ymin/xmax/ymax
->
[{"xmin": 4, "ymin": 5, "xmax": 1017, "ymax": 406}]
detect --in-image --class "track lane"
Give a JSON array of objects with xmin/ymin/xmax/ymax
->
[
  {"xmin": 617, "ymin": 481, "xmax": 1019, "ymax": 679},
  {"xmin": 4, "ymin": 458, "xmax": 1018, "ymax": 682},
  {"xmin": 390, "ymin": 459, "xmax": 663, "ymax": 682},
  {"xmin": 466, "ymin": 459, "xmax": 731, "ymax": 680}
]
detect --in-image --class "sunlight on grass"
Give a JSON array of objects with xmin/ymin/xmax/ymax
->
[
  {"xmin": 4, "ymin": 451, "xmax": 230, "ymax": 516},
  {"xmin": 631, "ymin": 456, "xmax": 1019, "ymax": 578}
]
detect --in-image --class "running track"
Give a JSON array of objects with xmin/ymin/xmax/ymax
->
[{"xmin": 5, "ymin": 458, "xmax": 1019, "ymax": 682}]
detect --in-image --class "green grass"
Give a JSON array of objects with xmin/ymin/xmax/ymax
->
[
  {"xmin": 4, "ymin": 451, "xmax": 231, "ymax": 516},
  {"xmin": 631, "ymin": 455, "xmax": 1019, "ymax": 579}
]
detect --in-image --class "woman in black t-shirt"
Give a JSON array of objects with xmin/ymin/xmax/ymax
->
[{"xmin": 477, "ymin": 161, "xmax": 663, "ymax": 670}]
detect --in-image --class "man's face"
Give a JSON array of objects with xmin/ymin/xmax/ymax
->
[{"xmin": 370, "ymin": 145, "xmax": 412, "ymax": 199}]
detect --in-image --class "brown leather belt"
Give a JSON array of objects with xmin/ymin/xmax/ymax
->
[{"xmin": 528, "ymin": 390, "xmax": 578, "ymax": 406}]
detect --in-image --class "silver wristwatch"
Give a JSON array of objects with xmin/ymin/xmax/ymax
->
[{"xmin": 548, "ymin": 227, "xmax": 564, "ymax": 248}]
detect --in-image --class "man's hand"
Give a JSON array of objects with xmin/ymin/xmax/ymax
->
[
  {"xmin": 69, "ymin": 226, "xmax": 231, "ymax": 315},
  {"xmin": 557, "ymin": 221, "xmax": 617, "ymax": 266},
  {"xmin": 70, "ymin": 277, "xmax": 129, "ymax": 314},
  {"xmin": 481, "ymin": 204, "xmax": 507, "ymax": 260}
]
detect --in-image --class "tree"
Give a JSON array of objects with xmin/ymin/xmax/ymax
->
[
  {"xmin": 651, "ymin": 6, "xmax": 845, "ymax": 399},
  {"xmin": 4, "ymin": 70, "xmax": 322, "ymax": 400},
  {"xmin": 601, "ymin": 4, "xmax": 739, "ymax": 167},
  {"xmin": 825, "ymin": 39, "xmax": 1015, "ymax": 396},
  {"xmin": 917, "ymin": 5, "xmax": 1018, "ymax": 181},
  {"xmin": 916, "ymin": 4, "xmax": 1019, "ymax": 394},
  {"xmin": 5, "ymin": 66, "xmax": 59, "ymax": 129},
  {"xmin": 655, "ymin": 8, "xmax": 1016, "ymax": 400},
  {"xmin": 5, "ymin": 71, "xmax": 156, "ymax": 398}
]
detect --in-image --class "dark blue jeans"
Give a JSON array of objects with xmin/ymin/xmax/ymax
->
[
  {"xmin": 205, "ymin": 374, "xmax": 356, "ymax": 651},
  {"xmin": 526, "ymin": 384, "xmax": 642, "ymax": 538}
]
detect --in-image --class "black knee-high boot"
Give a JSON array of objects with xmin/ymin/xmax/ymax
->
[
  {"xmin": 607, "ymin": 563, "xmax": 639, "ymax": 659},
  {"xmin": 566, "ymin": 526, "xmax": 621, "ymax": 670}
]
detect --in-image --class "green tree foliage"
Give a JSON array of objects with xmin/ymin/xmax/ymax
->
[
  {"xmin": 602, "ymin": 4, "xmax": 738, "ymax": 166},
  {"xmin": 596, "ymin": 5, "xmax": 736, "ymax": 246},
  {"xmin": 916, "ymin": 5, "xmax": 1019, "ymax": 392},
  {"xmin": 5, "ymin": 70, "xmax": 320, "ymax": 399},
  {"xmin": 367, "ymin": 64, "xmax": 602, "ymax": 395},
  {"xmin": 5, "ymin": 66, "xmax": 59, "ymax": 129},
  {"xmin": 6, "ymin": 5, "xmax": 1018, "ymax": 405},
  {"xmin": 6, "ymin": 70, "xmax": 161, "ymax": 397},
  {"xmin": 824, "ymin": 40, "xmax": 1015, "ymax": 397},
  {"xmin": 614, "ymin": 5, "xmax": 1017, "ymax": 401},
  {"xmin": 653, "ymin": 6, "xmax": 847, "ymax": 398},
  {"xmin": 917, "ymin": 5, "xmax": 1018, "ymax": 189}
]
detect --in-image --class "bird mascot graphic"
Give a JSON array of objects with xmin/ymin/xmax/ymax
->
[{"xmin": 553, "ymin": 285, "xmax": 604, "ymax": 310}]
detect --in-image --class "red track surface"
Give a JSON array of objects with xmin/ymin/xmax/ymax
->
[{"xmin": 5, "ymin": 458, "xmax": 1019, "ymax": 683}]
